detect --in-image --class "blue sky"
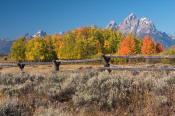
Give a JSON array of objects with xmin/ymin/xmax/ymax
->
[{"xmin": 0, "ymin": 0, "xmax": 175, "ymax": 38}]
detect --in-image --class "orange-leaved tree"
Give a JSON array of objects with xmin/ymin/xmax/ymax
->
[
  {"xmin": 141, "ymin": 36, "xmax": 156, "ymax": 55},
  {"xmin": 156, "ymin": 43, "xmax": 164, "ymax": 53},
  {"xmin": 118, "ymin": 35, "xmax": 136, "ymax": 55}
]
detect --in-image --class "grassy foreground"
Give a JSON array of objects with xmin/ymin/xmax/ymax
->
[{"xmin": 0, "ymin": 68, "xmax": 175, "ymax": 116}]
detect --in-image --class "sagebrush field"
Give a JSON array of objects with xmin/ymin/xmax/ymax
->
[{"xmin": 0, "ymin": 65, "xmax": 175, "ymax": 116}]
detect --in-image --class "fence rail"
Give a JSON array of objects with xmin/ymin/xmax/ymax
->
[
  {"xmin": 57, "ymin": 58, "xmax": 102, "ymax": 63},
  {"xmin": 98, "ymin": 66, "xmax": 175, "ymax": 71},
  {"xmin": 0, "ymin": 63, "xmax": 17, "ymax": 67},
  {"xmin": 0, "ymin": 62, "xmax": 53, "ymax": 66},
  {"xmin": 106, "ymin": 55, "xmax": 175, "ymax": 59},
  {"xmin": 1, "ymin": 55, "xmax": 175, "ymax": 72}
]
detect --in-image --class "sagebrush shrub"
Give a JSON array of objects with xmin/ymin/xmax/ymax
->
[{"xmin": 0, "ymin": 69, "xmax": 175, "ymax": 115}]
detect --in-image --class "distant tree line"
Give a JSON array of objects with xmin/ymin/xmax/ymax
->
[{"xmin": 10, "ymin": 26, "xmax": 164, "ymax": 61}]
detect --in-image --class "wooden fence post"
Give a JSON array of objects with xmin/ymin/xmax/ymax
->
[
  {"xmin": 17, "ymin": 62, "xmax": 25, "ymax": 72},
  {"xmin": 53, "ymin": 60, "xmax": 61, "ymax": 71},
  {"xmin": 102, "ymin": 55, "xmax": 111, "ymax": 73}
]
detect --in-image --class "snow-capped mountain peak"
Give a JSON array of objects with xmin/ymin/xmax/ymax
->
[
  {"xmin": 33, "ymin": 30, "xmax": 47, "ymax": 38},
  {"xmin": 25, "ymin": 30, "xmax": 47, "ymax": 39},
  {"xmin": 140, "ymin": 17, "xmax": 153, "ymax": 25},
  {"xmin": 118, "ymin": 13, "xmax": 157, "ymax": 35},
  {"xmin": 118, "ymin": 13, "xmax": 139, "ymax": 34},
  {"xmin": 24, "ymin": 33, "xmax": 33, "ymax": 39},
  {"xmin": 106, "ymin": 13, "xmax": 175, "ymax": 48},
  {"xmin": 59, "ymin": 32, "xmax": 65, "ymax": 36},
  {"xmin": 136, "ymin": 17, "xmax": 156, "ymax": 35},
  {"xmin": 124, "ymin": 13, "xmax": 137, "ymax": 22},
  {"xmin": 106, "ymin": 20, "xmax": 117, "ymax": 30}
]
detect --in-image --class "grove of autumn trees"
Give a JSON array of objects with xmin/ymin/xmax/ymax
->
[
  {"xmin": 118, "ymin": 35, "xmax": 164, "ymax": 56},
  {"xmin": 10, "ymin": 26, "xmax": 164, "ymax": 61},
  {"xmin": 141, "ymin": 36, "xmax": 164, "ymax": 55}
]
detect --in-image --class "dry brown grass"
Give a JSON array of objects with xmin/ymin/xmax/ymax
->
[
  {"xmin": 1, "ymin": 64, "xmax": 175, "ymax": 116},
  {"xmin": 0, "ymin": 63, "xmax": 172, "ymax": 74},
  {"xmin": 0, "ymin": 64, "xmax": 103, "ymax": 73}
]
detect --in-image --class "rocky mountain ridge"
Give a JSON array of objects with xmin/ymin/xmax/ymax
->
[
  {"xmin": 24, "ymin": 30, "xmax": 47, "ymax": 39},
  {"xmin": 107, "ymin": 13, "xmax": 175, "ymax": 48},
  {"xmin": 0, "ymin": 30, "xmax": 47, "ymax": 54},
  {"xmin": 1, "ymin": 14, "xmax": 175, "ymax": 55}
]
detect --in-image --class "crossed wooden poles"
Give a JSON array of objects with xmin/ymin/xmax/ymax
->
[
  {"xmin": 1, "ymin": 55, "xmax": 175, "ymax": 72},
  {"xmin": 52, "ymin": 55, "xmax": 111, "ymax": 72}
]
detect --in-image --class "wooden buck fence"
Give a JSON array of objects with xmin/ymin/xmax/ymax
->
[{"xmin": 1, "ymin": 55, "xmax": 175, "ymax": 72}]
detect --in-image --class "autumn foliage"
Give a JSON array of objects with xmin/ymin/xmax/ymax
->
[
  {"xmin": 10, "ymin": 26, "xmax": 165, "ymax": 61},
  {"xmin": 156, "ymin": 43, "xmax": 164, "ymax": 53},
  {"xmin": 141, "ymin": 36, "xmax": 156, "ymax": 55},
  {"xmin": 118, "ymin": 35, "xmax": 136, "ymax": 55}
]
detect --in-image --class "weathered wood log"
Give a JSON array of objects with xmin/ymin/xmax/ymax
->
[
  {"xmin": 102, "ymin": 55, "xmax": 111, "ymax": 73},
  {"xmin": 0, "ymin": 63, "xmax": 17, "ymax": 67},
  {"xmin": 56, "ymin": 58, "xmax": 102, "ymax": 63},
  {"xmin": 106, "ymin": 55, "xmax": 175, "ymax": 59},
  {"xmin": 4, "ymin": 57, "xmax": 7, "ymax": 61},
  {"xmin": 22, "ymin": 61, "xmax": 52, "ymax": 65},
  {"xmin": 17, "ymin": 62, "xmax": 25, "ymax": 71},
  {"xmin": 98, "ymin": 67, "xmax": 175, "ymax": 71},
  {"xmin": 1, "ymin": 55, "xmax": 175, "ymax": 73},
  {"xmin": 53, "ymin": 60, "xmax": 61, "ymax": 71}
]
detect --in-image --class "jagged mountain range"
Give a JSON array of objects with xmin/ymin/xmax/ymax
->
[
  {"xmin": 106, "ymin": 13, "xmax": 175, "ymax": 48},
  {"xmin": 0, "ymin": 30, "xmax": 47, "ymax": 54},
  {"xmin": 24, "ymin": 30, "xmax": 47, "ymax": 39},
  {"xmin": 0, "ymin": 39, "xmax": 15, "ymax": 54},
  {"xmin": 1, "ymin": 13, "xmax": 175, "ymax": 54}
]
